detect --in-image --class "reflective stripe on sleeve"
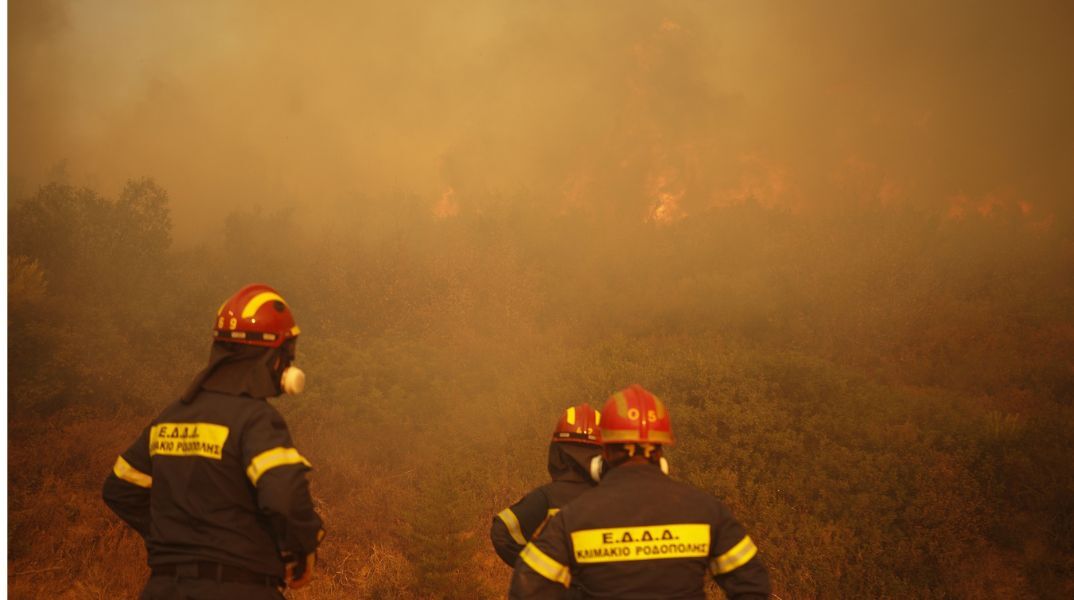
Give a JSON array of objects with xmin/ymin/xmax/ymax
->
[
  {"xmin": 497, "ymin": 508, "xmax": 528, "ymax": 545},
  {"xmin": 246, "ymin": 447, "xmax": 312, "ymax": 486},
  {"xmin": 113, "ymin": 456, "xmax": 152, "ymax": 488},
  {"xmin": 711, "ymin": 535, "xmax": 758, "ymax": 575},
  {"xmin": 519, "ymin": 543, "xmax": 571, "ymax": 587}
]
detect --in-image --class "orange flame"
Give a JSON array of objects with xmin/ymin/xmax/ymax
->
[
  {"xmin": 433, "ymin": 186, "xmax": 459, "ymax": 219},
  {"xmin": 945, "ymin": 192, "xmax": 969, "ymax": 220},
  {"xmin": 646, "ymin": 170, "xmax": 687, "ymax": 224},
  {"xmin": 659, "ymin": 18, "xmax": 681, "ymax": 33},
  {"xmin": 976, "ymin": 193, "xmax": 1001, "ymax": 217},
  {"xmin": 944, "ymin": 189, "xmax": 1048, "ymax": 224}
]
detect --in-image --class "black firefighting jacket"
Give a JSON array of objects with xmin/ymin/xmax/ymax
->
[
  {"xmin": 491, "ymin": 443, "xmax": 601, "ymax": 567},
  {"xmin": 102, "ymin": 389, "xmax": 323, "ymax": 577},
  {"xmin": 509, "ymin": 462, "xmax": 771, "ymax": 600}
]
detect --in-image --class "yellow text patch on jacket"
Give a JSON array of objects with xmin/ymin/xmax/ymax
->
[
  {"xmin": 571, "ymin": 524, "xmax": 710, "ymax": 563},
  {"xmin": 149, "ymin": 423, "xmax": 230, "ymax": 460}
]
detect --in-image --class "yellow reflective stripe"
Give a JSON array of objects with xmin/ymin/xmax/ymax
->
[
  {"xmin": 113, "ymin": 456, "xmax": 152, "ymax": 488},
  {"xmin": 601, "ymin": 428, "xmax": 674, "ymax": 444},
  {"xmin": 653, "ymin": 397, "xmax": 667, "ymax": 419},
  {"xmin": 497, "ymin": 508, "xmax": 528, "ymax": 545},
  {"xmin": 241, "ymin": 292, "xmax": 286, "ymax": 318},
  {"xmin": 519, "ymin": 543, "xmax": 571, "ymax": 587},
  {"xmin": 594, "ymin": 409, "xmax": 600, "ymax": 425},
  {"xmin": 711, "ymin": 535, "xmax": 758, "ymax": 574},
  {"xmin": 246, "ymin": 447, "xmax": 312, "ymax": 485},
  {"xmin": 566, "ymin": 406, "xmax": 576, "ymax": 425},
  {"xmin": 612, "ymin": 391, "xmax": 629, "ymax": 418}
]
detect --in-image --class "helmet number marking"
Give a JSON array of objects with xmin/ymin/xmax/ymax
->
[
  {"xmin": 229, "ymin": 317, "xmax": 238, "ymax": 330},
  {"xmin": 648, "ymin": 410, "xmax": 658, "ymax": 422},
  {"xmin": 627, "ymin": 408, "xmax": 640, "ymax": 420}
]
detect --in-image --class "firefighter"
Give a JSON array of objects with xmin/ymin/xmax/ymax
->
[
  {"xmin": 509, "ymin": 384, "xmax": 772, "ymax": 600},
  {"xmin": 103, "ymin": 284, "xmax": 325, "ymax": 599},
  {"xmin": 491, "ymin": 404, "xmax": 603, "ymax": 567}
]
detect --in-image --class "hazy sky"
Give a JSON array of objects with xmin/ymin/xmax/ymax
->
[{"xmin": 10, "ymin": 0, "xmax": 1074, "ymax": 242}]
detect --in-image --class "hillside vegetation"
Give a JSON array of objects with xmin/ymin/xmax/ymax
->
[{"xmin": 8, "ymin": 180, "xmax": 1074, "ymax": 598}]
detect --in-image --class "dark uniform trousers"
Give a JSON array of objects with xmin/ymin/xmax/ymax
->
[
  {"xmin": 103, "ymin": 390, "xmax": 324, "ymax": 596},
  {"xmin": 509, "ymin": 463, "xmax": 771, "ymax": 600},
  {"xmin": 491, "ymin": 478, "xmax": 596, "ymax": 567}
]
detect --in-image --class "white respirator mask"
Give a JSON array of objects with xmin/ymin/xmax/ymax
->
[
  {"xmin": 589, "ymin": 455, "xmax": 604, "ymax": 483},
  {"xmin": 280, "ymin": 366, "xmax": 306, "ymax": 395}
]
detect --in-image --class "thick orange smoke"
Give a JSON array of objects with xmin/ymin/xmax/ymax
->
[{"xmin": 9, "ymin": 0, "xmax": 1074, "ymax": 241}]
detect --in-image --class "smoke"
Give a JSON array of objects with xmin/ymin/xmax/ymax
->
[{"xmin": 10, "ymin": 0, "xmax": 1074, "ymax": 241}]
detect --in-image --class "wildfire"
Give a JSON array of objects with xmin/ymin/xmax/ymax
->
[
  {"xmin": 659, "ymin": 18, "xmax": 681, "ymax": 33},
  {"xmin": 831, "ymin": 156, "xmax": 903, "ymax": 206},
  {"xmin": 433, "ymin": 186, "xmax": 459, "ymax": 219},
  {"xmin": 646, "ymin": 170, "xmax": 687, "ymax": 224},
  {"xmin": 946, "ymin": 191, "xmax": 1005, "ymax": 220},
  {"xmin": 946, "ymin": 192, "xmax": 970, "ymax": 220},
  {"xmin": 944, "ymin": 191, "xmax": 1051, "ymax": 230},
  {"xmin": 976, "ymin": 194, "xmax": 1001, "ymax": 217}
]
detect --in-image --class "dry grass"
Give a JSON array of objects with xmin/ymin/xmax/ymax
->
[
  {"xmin": 7, "ymin": 396, "xmax": 532, "ymax": 599},
  {"xmin": 9, "ymin": 414, "xmax": 152, "ymax": 599}
]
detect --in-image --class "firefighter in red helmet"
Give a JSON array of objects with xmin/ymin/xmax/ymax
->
[
  {"xmin": 510, "ymin": 385, "xmax": 771, "ymax": 599},
  {"xmin": 491, "ymin": 404, "xmax": 603, "ymax": 568},
  {"xmin": 103, "ymin": 284, "xmax": 325, "ymax": 599}
]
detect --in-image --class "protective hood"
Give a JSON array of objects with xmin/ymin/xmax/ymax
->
[
  {"xmin": 547, "ymin": 442, "xmax": 603, "ymax": 483},
  {"xmin": 179, "ymin": 341, "xmax": 290, "ymax": 403}
]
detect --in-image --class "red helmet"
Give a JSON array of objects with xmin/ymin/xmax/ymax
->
[
  {"xmin": 551, "ymin": 404, "xmax": 602, "ymax": 445},
  {"xmin": 599, "ymin": 385, "xmax": 674, "ymax": 446},
  {"xmin": 213, "ymin": 283, "xmax": 300, "ymax": 348}
]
